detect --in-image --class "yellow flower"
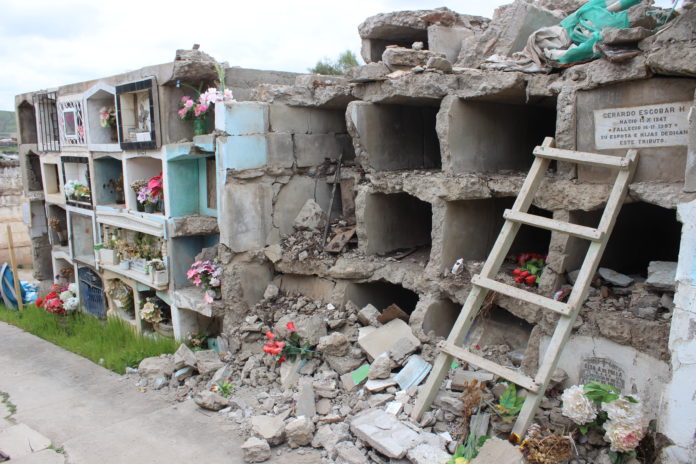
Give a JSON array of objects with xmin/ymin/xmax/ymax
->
[{"xmin": 454, "ymin": 458, "xmax": 469, "ymax": 464}]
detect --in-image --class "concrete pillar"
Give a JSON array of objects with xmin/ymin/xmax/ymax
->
[{"xmin": 659, "ymin": 198, "xmax": 696, "ymax": 463}]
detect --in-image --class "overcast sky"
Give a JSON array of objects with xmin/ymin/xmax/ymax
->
[
  {"xmin": 0, "ymin": 0, "xmax": 513, "ymax": 111},
  {"xmin": 0, "ymin": 0, "xmax": 677, "ymax": 111}
]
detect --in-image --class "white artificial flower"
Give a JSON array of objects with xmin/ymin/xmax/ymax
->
[
  {"xmin": 59, "ymin": 290, "xmax": 73, "ymax": 302},
  {"xmin": 603, "ymin": 420, "xmax": 645, "ymax": 453},
  {"xmin": 64, "ymin": 297, "xmax": 80, "ymax": 311},
  {"xmin": 601, "ymin": 395, "xmax": 644, "ymax": 426},
  {"xmin": 209, "ymin": 277, "xmax": 220, "ymax": 287},
  {"xmin": 64, "ymin": 180, "xmax": 77, "ymax": 196},
  {"xmin": 68, "ymin": 283, "xmax": 78, "ymax": 294},
  {"xmin": 561, "ymin": 385, "xmax": 597, "ymax": 425}
]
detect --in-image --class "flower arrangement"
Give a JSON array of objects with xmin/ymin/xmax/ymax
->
[
  {"xmin": 512, "ymin": 252, "xmax": 546, "ymax": 286},
  {"xmin": 64, "ymin": 180, "xmax": 91, "ymax": 201},
  {"xmin": 99, "ymin": 107, "xmax": 117, "ymax": 128},
  {"xmin": 136, "ymin": 173, "xmax": 163, "ymax": 211},
  {"xmin": 561, "ymin": 381, "xmax": 647, "ymax": 463},
  {"xmin": 263, "ymin": 321, "xmax": 317, "ymax": 364},
  {"xmin": 105, "ymin": 279, "xmax": 134, "ymax": 317},
  {"xmin": 139, "ymin": 297, "xmax": 163, "ymax": 324},
  {"xmin": 186, "ymin": 259, "xmax": 222, "ymax": 303},
  {"xmin": 211, "ymin": 378, "xmax": 234, "ymax": 398},
  {"xmin": 177, "ymin": 87, "xmax": 234, "ymax": 121},
  {"xmin": 36, "ymin": 283, "xmax": 79, "ymax": 315}
]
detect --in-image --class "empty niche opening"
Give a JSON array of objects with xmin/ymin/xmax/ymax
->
[
  {"xmin": 44, "ymin": 163, "xmax": 60, "ymax": 195},
  {"xmin": 18, "ymin": 100, "xmax": 38, "ymax": 144},
  {"xmin": 178, "ymin": 310, "xmax": 222, "ymax": 347},
  {"xmin": 47, "ymin": 205, "xmax": 68, "ymax": 246},
  {"xmin": 94, "ymin": 156, "xmax": 125, "ymax": 206},
  {"xmin": 473, "ymin": 305, "xmax": 534, "ymax": 353},
  {"xmin": 442, "ymin": 198, "xmax": 552, "ymax": 272},
  {"xmin": 364, "ymin": 192, "xmax": 432, "ymax": 256},
  {"xmin": 346, "ymin": 281, "xmax": 419, "ymax": 315},
  {"xmin": 422, "ymin": 299, "xmax": 460, "ymax": 338},
  {"xmin": 447, "ymin": 99, "xmax": 555, "ymax": 173},
  {"xmin": 567, "ymin": 202, "xmax": 681, "ymax": 276},
  {"xmin": 26, "ymin": 152, "xmax": 43, "ymax": 191},
  {"xmin": 69, "ymin": 212, "xmax": 95, "ymax": 264},
  {"xmin": 356, "ymin": 103, "xmax": 441, "ymax": 171},
  {"xmin": 363, "ymin": 31, "xmax": 428, "ymax": 63}
]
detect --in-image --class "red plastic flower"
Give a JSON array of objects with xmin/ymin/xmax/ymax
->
[
  {"xmin": 286, "ymin": 321, "xmax": 296, "ymax": 332},
  {"xmin": 35, "ymin": 297, "xmax": 44, "ymax": 307},
  {"xmin": 265, "ymin": 331, "xmax": 275, "ymax": 340}
]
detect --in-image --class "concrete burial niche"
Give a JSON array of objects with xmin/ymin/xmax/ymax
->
[
  {"xmin": 362, "ymin": 192, "xmax": 432, "ymax": 255},
  {"xmin": 440, "ymin": 96, "xmax": 555, "ymax": 174},
  {"xmin": 345, "ymin": 281, "xmax": 419, "ymax": 315},
  {"xmin": 576, "ymin": 77, "xmax": 696, "ymax": 183},
  {"xmin": 69, "ymin": 211, "xmax": 95, "ymax": 265},
  {"xmin": 84, "ymin": 83, "xmax": 120, "ymax": 152},
  {"xmin": 17, "ymin": 100, "xmax": 37, "ymax": 144},
  {"xmin": 25, "ymin": 151, "xmax": 42, "ymax": 192},
  {"xmin": 124, "ymin": 155, "xmax": 162, "ymax": 212},
  {"xmin": 566, "ymin": 202, "xmax": 681, "ymax": 276},
  {"xmin": 441, "ymin": 198, "xmax": 551, "ymax": 272},
  {"xmin": 349, "ymin": 101, "xmax": 441, "ymax": 171},
  {"xmin": 420, "ymin": 298, "xmax": 460, "ymax": 338},
  {"xmin": 93, "ymin": 156, "xmax": 125, "ymax": 207}
]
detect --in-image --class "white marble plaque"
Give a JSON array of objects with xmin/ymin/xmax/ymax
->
[{"xmin": 594, "ymin": 101, "xmax": 691, "ymax": 149}]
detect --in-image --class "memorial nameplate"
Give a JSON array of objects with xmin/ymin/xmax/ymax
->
[{"xmin": 580, "ymin": 357, "xmax": 625, "ymax": 391}]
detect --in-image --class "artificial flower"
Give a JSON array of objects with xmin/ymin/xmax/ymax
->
[
  {"xmin": 561, "ymin": 385, "xmax": 597, "ymax": 425},
  {"xmin": 603, "ymin": 420, "xmax": 645, "ymax": 453}
]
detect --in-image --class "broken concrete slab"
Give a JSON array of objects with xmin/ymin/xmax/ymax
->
[
  {"xmin": 251, "ymin": 415, "xmax": 286, "ymax": 446},
  {"xmin": 357, "ymin": 304, "xmax": 382, "ymax": 327},
  {"xmin": 350, "ymin": 408, "xmax": 420, "ymax": 459},
  {"xmin": 335, "ymin": 441, "xmax": 369, "ymax": 464},
  {"xmin": 173, "ymin": 344, "xmax": 197, "ymax": 370},
  {"xmin": 646, "ymin": 261, "xmax": 677, "ymax": 291},
  {"xmin": 138, "ymin": 356, "xmax": 175, "ymax": 379},
  {"xmin": 382, "ymin": 47, "xmax": 446, "ymax": 71},
  {"xmin": 317, "ymin": 332, "xmax": 350, "ymax": 356},
  {"xmin": 0, "ymin": 424, "xmax": 51, "ymax": 460},
  {"xmin": 241, "ymin": 437, "xmax": 272, "ymax": 463},
  {"xmin": 358, "ymin": 318, "xmax": 420, "ymax": 359},
  {"xmin": 388, "ymin": 336, "xmax": 421, "ymax": 365},
  {"xmin": 368, "ymin": 353, "xmax": 395, "ymax": 380},
  {"xmin": 598, "ymin": 268, "xmax": 634, "ymax": 287},
  {"xmin": 285, "ymin": 416, "xmax": 315, "ymax": 448},
  {"xmin": 428, "ymin": 24, "xmax": 474, "ymax": 63},
  {"xmin": 364, "ymin": 378, "xmax": 398, "ymax": 393},
  {"xmin": 377, "ymin": 303, "xmax": 409, "ymax": 324},
  {"xmin": 346, "ymin": 63, "xmax": 391, "ymax": 83},
  {"xmin": 394, "ymin": 355, "xmax": 432, "ymax": 390},
  {"xmin": 195, "ymin": 350, "xmax": 224, "ymax": 375},
  {"xmin": 194, "ymin": 391, "xmax": 230, "ymax": 411},
  {"xmin": 471, "ymin": 437, "xmax": 524, "ymax": 464},
  {"xmin": 293, "ymin": 199, "xmax": 327, "ymax": 231},
  {"xmin": 341, "ymin": 365, "xmax": 370, "ymax": 391},
  {"xmin": 296, "ymin": 378, "xmax": 316, "ymax": 419},
  {"xmin": 451, "ymin": 370, "xmax": 495, "ymax": 390},
  {"xmin": 407, "ymin": 443, "xmax": 451, "ymax": 464}
]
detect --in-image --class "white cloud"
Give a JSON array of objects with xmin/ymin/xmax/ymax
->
[{"xmin": 0, "ymin": 0, "xmax": 508, "ymax": 110}]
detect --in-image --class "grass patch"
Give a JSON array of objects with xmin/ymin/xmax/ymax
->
[
  {"xmin": 0, "ymin": 304, "xmax": 178, "ymax": 374},
  {"xmin": 0, "ymin": 391, "xmax": 17, "ymax": 420}
]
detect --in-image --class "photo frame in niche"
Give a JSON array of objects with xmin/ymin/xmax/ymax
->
[{"xmin": 115, "ymin": 78, "xmax": 159, "ymax": 150}]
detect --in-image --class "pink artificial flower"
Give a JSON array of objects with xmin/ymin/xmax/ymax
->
[
  {"xmin": 184, "ymin": 99, "xmax": 194, "ymax": 108},
  {"xmin": 194, "ymin": 104, "xmax": 208, "ymax": 118},
  {"xmin": 178, "ymin": 108, "xmax": 188, "ymax": 118},
  {"xmin": 181, "ymin": 96, "xmax": 190, "ymax": 103},
  {"xmin": 203, "ymin": 291, "xmax": 213, "ymax": 304}
]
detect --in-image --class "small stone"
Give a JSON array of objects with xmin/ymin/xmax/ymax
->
[
  {"xmin": 316, "ymin": 398, "xmax": 332, "ymax": 415},
  {"xmin": 426, "ymin": 56, "xmax": 453, "ymax": 72},
  {"xmin": 407, "ymin": 443, "xmax": 451, "ymax": 464},
  {"xmin": 317, "ymin": 332, "xmax": 350, "ymax": 356},
  {"xmin": 286, "ymin": 416, "xmax": 315, "ymax": 448},
  {"xmin": 646, "ymin": 261, "xmax": 677, "ymax": 291},
  {"xmin": 471, "ymin": 437, "xmax": 524, "ymax": 463},
  {"xmin": 195, "ymin": 350, "xmax": 224, "ymax": 375},
  {"xmin": 263, "ymin": 284, "xmax": 279, "ymax": 300},
  {"xmin": 368, "ymin": 354, "xmax": 395, "ymax": 380},
  {"xmin": 293, "ymin": 199, "xmax": 326, "ymax": 231},
  {"xmin": 357, "ymin": 304, "xmax": 382, "ymax": 327},
  {"xmin": 241, "ymin": 437, "xmax": 272, "ymax": 463},
  {"xmin": 598, "ymin": 268, "xmax": 634, "ymax": 287},
  {"xmin": 335, "ymin": 441, "xmax": 369, "ymax": 464},
  {"xmin": 194, "ymin": 390, "xmax": 230, "ymax": 411},
  {"xmin": 264, "ymin": 244, "xmax": 282, "ymax": 263},
  {"xmin": 251, "ymin": 415, "xmax": 286, "ymax": 446},
  {"xmin": 173, "ymin": 344, "xmax": 197, "ymax": 369},
  {"xmin": 173, "ymin": 366, "xmax": 194, "ymax": 382}
]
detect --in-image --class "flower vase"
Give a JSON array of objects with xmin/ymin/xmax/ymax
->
[
  {"xmin": 193, "ymin": 117, "xmax": 208, "ymax": 136},
  {"xmin": 119, "ymin": 259, "xmax": 131, "ymax": 270},
  {"xmin": 144, "ymin": 203, "xmax": 155, "ymax": 214},
  {"xmin": 136, "ymin": 201, "xmax": 145, "ymax": 212},
  {"xmin": 110, "ymin": 125, "xmax": 118, "ymax": 142}
]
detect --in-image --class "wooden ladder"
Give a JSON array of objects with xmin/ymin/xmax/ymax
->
[{"xmin": 411, "ymin": 137, "xmax": 638, "ymax": 438}]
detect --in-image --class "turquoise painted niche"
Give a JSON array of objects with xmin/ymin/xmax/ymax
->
[
  {"xmin": 217, "ymin": 135, "xmax": 268, "ymax": 171},
  {"xmin": 216, "ymin": 102, "xmax": 268, "ymax": 136},
  {"xmin": 167, "ymin": 159, "xmax": 199, "ymax": 217}
]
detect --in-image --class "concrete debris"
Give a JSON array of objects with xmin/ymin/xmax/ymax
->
[
  {"xmin": 296, "ymin": 378, "xmax": 316, "ymax": 419},
  {"xmin": 394, "ymin": 355, "xmax": 432, "ymax": 390},
  {"xmin": 173, "ymin": 344, "xmax": 197, "ymax": 370},
  {"xmin": 251, "ymin": 415, "xmax": 286, "ymax": 446},
  {"xmin": 368, "ymin": 354, "xmax": 395, "ymax": 380},
  {"xmin": 293, "ymin": 199, "xmax": 327, "ymax": 231},
  {"xmin": 138, "ymin": 356, "xmax": 175, "ymax": 379},
  {"xmin": 382, "ymin": 46, "xmax": 447, "ymax": 71},
  {"xmin": 646, "ymin": 261, "xmax": 677, "ymax": 292},
  {"xmin": 357, "ymin": 304, "xmax": 382, "ymax": 327},
  {"xmin": 376, "ymin": 303, "xmax": 409, "ymax": 324},
  {"xmin": 285, "ymin": 416, "xmax": 315, "ymax": 448},
  {"xmin": 317, "ymin": 332, "xmax": 350, "ymax": 356},
  {"xmin": 471, "ymin": 437, "xmax": 524, "ymax": 464},
  {"xmin": 345, "ymin": 62, "xmax": 391, "ymax": 83},
  {"xmin": 350, "ymin": 408, "xmax": 420, "ymax": 459},
  {"xmin": 335, "ymin": 441, "xmax": 369, "ymax": 464},
  {"xmin": 358, "ymin": 318, "xmax": 419, "ymax": 359},
  {"xmin": 195, "ymin": 350, "xmax": 225, "ymax": 375},
  {"xmin": 407, "ymin": 443, "xmax": 452, "ymax": 464},
  {"xmin": 425, "ymin": 55, "xmax": 453, "ymax": 73},
  {"xmin": 241, "ymin": 437, "xmax": 272, "ymax": 463},
  {"xmin": 388, "ymin": 336, "xmax": 421, "ymax": 365},
  {"xmin": 598, "ymin": 268, "xmax": 634, "ymax": 287},
  {"xmin": 364, "ymin": 378, "xmax": 397, "ymax": 393},
  {"xmin": 451, "ymin": 369, "xmax": 495, "ymax": 390},
  {"xmin": 194, "ymin": 390, "xmax": 230, "ymax": 411}
]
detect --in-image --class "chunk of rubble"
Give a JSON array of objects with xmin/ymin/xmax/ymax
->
[
  {"xmin": 407, "ymin": 443, "xmax": 451, "ymax": 464},
  {"xmin": 357, "ymin": 304, "xmax": 382, "ymax": 327},
  {"xmin": 368, "ymin": 353, "xmax": 396, "ymax": 380},
  {"xmin": 138, "ymin": 356, "xmax": 174, "ymax": 378},
  {"xmin": 377, "ymin": 303, "xmax": 409, "ymax": 324},
  {"xmin": 364, "ymin": 377, "xmax": 397, "ymax": 393},
  {"xmin": 317, "ymin": 332, "xmax": 350, "ymax": 356},
  {"xmin": 173, "ymin": 344, "xmax": 197, "ymax": 369},
  {"xmin": 383, "ymin": 46, "xmax": 447, "ymax": 70},
  {"xmin": 285, "ymin": 416, "xmax": 315, "ymax": 448},
  {"xmin": 296, "ymin": 378, "xmax": 316, "ymax": 418},
  {"xmin": 471, "ymin": 437, "xmax": 525, "ymax": 464},
  {"xmin": 350, "ymin": 408, "xmax": 420, "ymax": 459},
  {"xmin": 335, "ymin": 441, "xmax": 369, "ymax": 464},
  {"xmin": 451, "ymin": 369, "xmax": 495, "ymax": 390},
  {"xmin": 598, "ymin": 268, "xmax": 634, "ymax": 287},
  {"xmin": 293, "ymin": 199, "xmax": 327, "ymax": 231},
  {"xmin": 275, "ymin": 314, "xmax": 327, "ymax": 346},
  {"xmin": 394, "ymin": 355, "xmax": 432, "ymax": 390},
  {"xmin": 646, "ymin": 261, "xmax": 677, "ymax": 292},
  {"xmin": 241, "ymin": 437, "xmax": 271, "ymax": 463},
  {"xmin": 195, "ymin": 350, "xmax": 224, "ymax": 374},
  {"xmin": 251, "ymin": 415, "xmax": 286, "ymax": 446},
  {"xmin": 345, "ymin": 62, "xmax": 391, "ymax": 83},
  {"xmin": 388, "ymin": 336, "xmax": 421, "ymax": 365},
  {"xmin": 194, "ymin": 390, "xmax": 230, "ymax": 411},
  {"xmin": 358, "ymin": 318, "xmax": 420, "ymax": 359}
]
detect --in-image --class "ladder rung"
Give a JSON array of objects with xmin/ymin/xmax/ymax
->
[
  {"xmin": 438, "ymin": 341, "xmax": 539, "ymax": 392},
  {"xmin": 471, "ymin": 275, "xmax": 571, "ymax": 316},
  {"xmin": 503, "ymin": 210, "xmax": 603, "ymax": 241},
  {"xmin": 534, "ymin": 146, "xmax": 630, "ymax": 169}
]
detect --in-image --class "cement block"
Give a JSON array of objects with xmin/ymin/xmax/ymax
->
[
  {"xmin": 216, "ymin": 135, "xmax": 268, "ymax": 171},
  {"xmin": 576, "ymin": 78, "xmax": 696, "ymax": 183},
  {"xmin": 220, "ymin": 182, "xmax": 273, "ymax": 252},
  {"xmin": 350, "ymin": 408, "xmax": 419, "ymax": 459},
  {"xmin": 427, "ymin": 25, "xmax": 474, "ymax": 63},
  {"xmin": 294, "ymin": 134, "xmax": 343, "ymax": 167},
  {"xmin": 267, "ymin": 133, "xmax": 294, "ymax": 168},
  {"xmin": 214, "ymin": 101, "xmax": 268, "ymax": 135},
  {"xmin": 269, "ymin": 105, "xmax": 345, "ymax": 134}
]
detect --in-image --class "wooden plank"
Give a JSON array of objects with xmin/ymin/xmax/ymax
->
[
  {"xmin": 324, "ymin": 226, "xmax": 356, "ymax": 253},
  {"xmin": 439, "ymin": 341, "xmax": 539, "ymax": 392},
  {"xmin": 534, "ymin": 145, "xmax": 629, "ymax": 168},
  {"xmin": 503, "ymin": 210, "xmax": 603, "ymax": 241},
  {"xmin": 6, "ymin": 225, "xmax": 24, "ymax": 311},
  {"xmin": 511, "ymin": 149, "xmax": 638, "ymax": 438},
  {"xmin": 472, "ymin": 275, "xmax": 570, "ymax": 316}
]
